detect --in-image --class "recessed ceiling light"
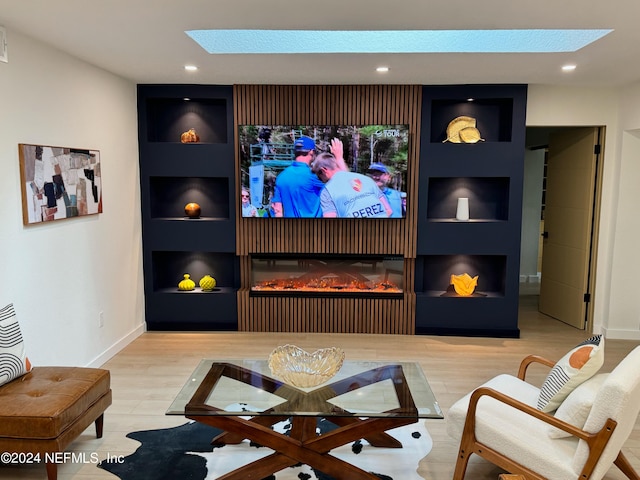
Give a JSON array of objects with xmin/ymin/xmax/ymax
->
[
  {"xmin": 376, "ymin": 66, "xmax": 389, "ymax": 73},
  {"xmin": 186, "ymin": 29, "xmax": 612, "ymax": 54},
  {"xmin": 562, "ymin": 64, "xmax": 577, "ymax": 72},
  {"xmin": 467, "ymin": 98, "xmax": 475, "ymax": 102},
  {"xmin": 183, "ymin": 97, "xmax": 191, "ymax": 101},
  {"xmin": 184, "ymin": 65, "xmax": 198, "ymax": 71}
]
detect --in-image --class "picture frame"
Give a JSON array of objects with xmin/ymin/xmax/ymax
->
[{"xmin": 18, "ymin": 143, "xmax": 102, "ymax": 225}]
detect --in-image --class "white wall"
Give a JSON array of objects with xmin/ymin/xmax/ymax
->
[
  {"xmin": 604, "ymin": 82, "xmax": 640, "ymax": 338},
  {"xmin": 0, "ymin": 30, "xmax": 144, "ymax": 366}
]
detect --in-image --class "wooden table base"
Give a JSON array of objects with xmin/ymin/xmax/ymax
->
[
  {"xmin": 187, "ymin": 413, "xmax": 417, "ymax": 480},
  {"xmin": 185, "ymin": 362, "xmax": 421, "ymax": 480}
]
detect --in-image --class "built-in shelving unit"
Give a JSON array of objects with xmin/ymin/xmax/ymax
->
[
  {"xmin": 416, "ymin": 85, "xmax": 527, "ymax": 337},
  {"xmin": 137, "ymin": 85, "xmax": 239, "ymax": 330},
  {"xmin": 135, "ymin": 83, "xmax": 528, "ymax": 337}
]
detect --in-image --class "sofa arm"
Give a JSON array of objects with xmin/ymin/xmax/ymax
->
[{"xmin": 517, "ymin": 355, "xmax": 556, "ymax": 381}]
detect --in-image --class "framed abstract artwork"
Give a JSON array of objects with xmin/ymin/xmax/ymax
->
[{"xmin": 18, "ymin": 144, "xmax": 102, "ymax": 225}]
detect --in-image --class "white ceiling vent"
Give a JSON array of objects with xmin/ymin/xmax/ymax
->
[{"xmin": 0, "ymin": 26, "xmax": 8, "ymax": 63}]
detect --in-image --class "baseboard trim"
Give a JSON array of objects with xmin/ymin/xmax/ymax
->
[
  {"xmin": 86, "ymin": 323, "xmax": 146, "ymax": 368},
  {"xmin": 601, "ymin": 327, "xmax": 640, "ymax": 340}
]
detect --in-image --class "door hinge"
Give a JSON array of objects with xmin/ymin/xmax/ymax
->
[
  {"xmin": 594, "ymin": 144, "xmax": 601, "ymax": 155},
  {"xmin": 584, "ymin": 293, "xmax": 591, "ymax": 303}
]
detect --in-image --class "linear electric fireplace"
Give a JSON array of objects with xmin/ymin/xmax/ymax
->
[{"xmin": 250, "ymin": 255, "xmax": 404, "ymax": 298}]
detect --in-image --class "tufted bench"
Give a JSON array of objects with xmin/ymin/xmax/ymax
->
[{"xmin": 0, "ymin": 366, "xmax": 112, "ymax": 480}]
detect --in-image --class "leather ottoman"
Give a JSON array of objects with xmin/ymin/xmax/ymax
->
[{"xmin": 0, "ymin": 366, "xmax": 112, "ymax": 480}]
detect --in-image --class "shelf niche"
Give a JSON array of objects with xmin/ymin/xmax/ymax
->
[
  {"xmin": 151, "ymin": 251, "xmax": 238, "ymax": 292},
  {"xmin": 149, "ymin": 176, "xmax": 230, "ymax": 220},
  {"xmin": 426, "ymin": 177, "xmax": 510, "ymax": 221},
  {"xmin": 431, "ymin": 98, "xmax": 514, "ymax": 143},
  {"xmin": 420, "ymin": 254, "xmax": 507, "ymax": 297},
  {"xmin": 145, "ymin": 98, "xmax": 228, "ymax": 143}
]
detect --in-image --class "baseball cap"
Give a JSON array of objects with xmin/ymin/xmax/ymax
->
[
  {"xmin": 367, "ymin": 163, "xmax": 389, "ymax": 174},
  {"xmin": 294, "ymin": 136, "xmax": 316, "ymax": 151}
]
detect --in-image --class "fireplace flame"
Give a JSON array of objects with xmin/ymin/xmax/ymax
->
[
  {"xmin": 251, "ymin": 259, "xmax": 403, "ymax": 295},
  {"xmin": 252, "ymin": 276, "xmax": 401, "ymax": 293}
]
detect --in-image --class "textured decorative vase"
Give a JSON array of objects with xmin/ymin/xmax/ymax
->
[
  {"xmin": 456, "ymin": 197, "xmax": 470, "ymax": 221},
  {"xmin": 199, "ymin": 275, "xmax": 216, "ymax": 291},
  {"xmin": 184, "ymin": 202, "xmax": 201, "ymax": 219},
  {"xmin": 178, "ymin": 274, "xmax": 195, "ymax": 291}
]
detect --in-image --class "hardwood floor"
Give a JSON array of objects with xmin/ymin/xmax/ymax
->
[{"xmin": 2, "ymin": 295, "xmax": 639, "ymax": 479}]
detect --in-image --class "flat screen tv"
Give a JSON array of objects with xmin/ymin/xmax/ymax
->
[{"xmin": 239, "ymin": 124, "xmax": 409, "ymax": 218}]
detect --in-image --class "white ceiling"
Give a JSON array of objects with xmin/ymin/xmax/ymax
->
[{"xmin": 1, "ymin": 0, "xmax": 640, "ymax": 87}]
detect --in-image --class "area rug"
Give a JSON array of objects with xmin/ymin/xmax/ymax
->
[{"xmin": 99, "ymin": 418, "xmax": 431, "ymax": 480}]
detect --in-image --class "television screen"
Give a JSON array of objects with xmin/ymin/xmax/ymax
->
[{"xmin": 239, "ymin": 125, "xmax": 409, "ymax": 218}]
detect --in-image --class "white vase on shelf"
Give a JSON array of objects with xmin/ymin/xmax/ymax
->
[{"xmin": 456, "ymin": 197, "xmax": 470, "ymax": 221}]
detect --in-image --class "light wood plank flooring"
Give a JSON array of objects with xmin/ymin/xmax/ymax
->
[{"xmin": 2, "ymin": 296, "xmax": 639, "ymax": 479}]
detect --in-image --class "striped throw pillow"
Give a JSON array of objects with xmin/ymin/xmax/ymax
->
[
  {"xmin": 537, "ymin": 335, "xmax": 604, "ymax": 413},
  {"xmin": 0, "ymin": 303, "xmax": 33, "ymax": 386}
]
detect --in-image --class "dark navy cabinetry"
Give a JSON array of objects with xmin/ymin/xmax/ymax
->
[
  {"xmin": 137, "ymin": 85, "xmax": 239, "ymax": 330},
  {"xmin": 416, "ymin": 85, "xmax": 527, "ymax": 337}
]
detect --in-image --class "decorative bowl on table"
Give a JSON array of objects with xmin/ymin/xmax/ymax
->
[{"xmin": 268, "ymin": 345, "xmax": 345, "ymax": 388}]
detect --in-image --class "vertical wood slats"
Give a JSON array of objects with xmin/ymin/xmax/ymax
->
[
  {"xmin": 238, "ymin": 294, "xmax": 416, "ymax": 334},
  {"xmin": 234, "ymin": 85, "xmax": 421, "ymax": 334}
]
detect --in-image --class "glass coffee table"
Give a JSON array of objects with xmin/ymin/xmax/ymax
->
[{"xmin": 168, "ymin": 359, "xmax": 443, "ymax": 480}]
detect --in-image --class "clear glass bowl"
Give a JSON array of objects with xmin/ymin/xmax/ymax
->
[{"xmin": 268, "ymin": 345, "xmax": 345, "ymax": 388}]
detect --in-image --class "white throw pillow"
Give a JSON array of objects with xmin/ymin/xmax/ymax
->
[
  {"xmin": 548, "ymin": 373, "xmax": 608, "ymax": 438},
  {"xmin": 0, "ymin": 303, "xmax": 33, "ymax": 387},
  {"xmin": 537, "ymin": 335, "xmax": 604, "ymax": 413}
]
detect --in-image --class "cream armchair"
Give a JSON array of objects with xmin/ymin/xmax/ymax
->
[{"xmin": 447, "ymin": 346, "xmax": 640, "ymax": 480}]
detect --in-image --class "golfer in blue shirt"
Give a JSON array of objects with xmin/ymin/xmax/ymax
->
[{"xmin": 272, "ymin": 136, "xmax": 325, "ymax": 218}]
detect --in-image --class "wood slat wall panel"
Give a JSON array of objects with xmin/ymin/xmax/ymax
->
[
  {"xmin": 234, "ymin": 85, "xmax": 421, "ymax": 334},
  {"xmin": 237, "ymin": 292, "xmax": 416, "ymax": 334}
]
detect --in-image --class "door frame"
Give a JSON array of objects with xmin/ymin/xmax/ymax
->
[
  {"xmin": 584, "ymin": 126, "xmax": 605, "ymax": 332},
  {"xmin": 523, "ymin": 126, "xmax": 606, "ymax": 332}
]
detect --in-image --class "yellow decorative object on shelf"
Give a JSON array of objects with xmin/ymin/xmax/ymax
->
[
  {"xmin": 450, "ymin": 273, "xmax": 479, "ymax": 296},
  {"xmin": 199, "ymin": 274, "xmax": 217, "ymax": 291},
  {"xmin": 443, "ymin": 116, "xmax": 484, "ymax": 143},
  {"xmin": 178, "ymin": 274, "xmax": 195, "ymax": 291},
  {"xmin": 458, "ymin": 126, "xmax": 483, "ymax": 143}
]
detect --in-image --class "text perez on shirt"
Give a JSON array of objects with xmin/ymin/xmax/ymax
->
[{"xmin": 351, "ymin": 203, "xmax": 386, "ymax": 217}]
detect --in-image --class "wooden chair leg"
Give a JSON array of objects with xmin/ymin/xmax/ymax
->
[
  {"xmin": 614, "ymin": 451, "xmax": 640, "ymax": 480},
  {"xmin": 452, "ymin": 444, "xmax": 472, "ymax": 480},
  {"xmin": 45, "ymin": 461, "xmax": 57, "ymax": 480},
  {"xmin": 95, "ymin": 414, "xmax": 104, "ymax": 438}
]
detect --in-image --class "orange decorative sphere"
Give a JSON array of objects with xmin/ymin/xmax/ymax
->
[{"xmin": 184, "ymin": 202, "xmax": 201, "ymax": 218}]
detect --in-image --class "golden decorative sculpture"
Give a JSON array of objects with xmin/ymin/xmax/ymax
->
[
  {"xmin": 450, "ymin": 273, "xmax": 479, "ymax": 296},
  {"xmin": 180, "ymin": 128, "xmax": 200, "ymax": 143},
  {"xmin": 443, "ymin": 116, "xmax": 484, "ymax": 143}
]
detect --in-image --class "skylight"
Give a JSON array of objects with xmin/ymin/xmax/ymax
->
[{"xmin": 185, "ymin": 29, "xmax": 612, "ymax": 54}]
